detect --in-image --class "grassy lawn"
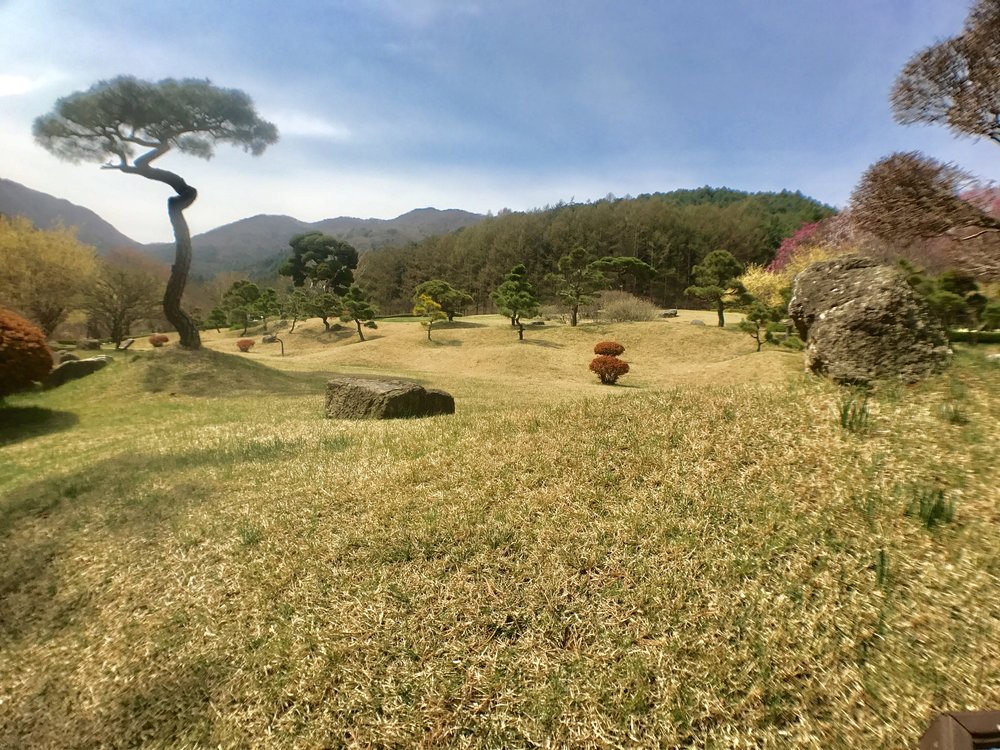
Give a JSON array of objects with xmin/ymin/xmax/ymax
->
[{"xmin": 1, "ymin": 315, "xmax": 998, "ymax": 748}]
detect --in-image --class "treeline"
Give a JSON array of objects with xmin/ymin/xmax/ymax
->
[{"xmin": 357, "ymin": 188, "xmax": 835, "ymax": 314}]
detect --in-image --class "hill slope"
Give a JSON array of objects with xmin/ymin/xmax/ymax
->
[{"xmin": 0, "ymin": 178, "xmax": 141, "ymax": 251}]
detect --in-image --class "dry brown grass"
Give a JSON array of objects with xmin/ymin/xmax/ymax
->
[{"xmin": 1, "ymin": 317, "xmax": 998, "ymax": 749}]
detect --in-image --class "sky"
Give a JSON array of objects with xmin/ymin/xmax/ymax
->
[{"xmin": 1, "ymin": 0, "xmax": 996, "ymax": 244}]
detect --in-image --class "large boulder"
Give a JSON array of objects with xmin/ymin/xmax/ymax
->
[
  {"xmin": 788, "ymin": 254, "xmax": 950, "ymax": 385},
  {"xmin": 44, "ymin": 356, "xmax": 113, "ymax": 389},
  {"xmin": 325, "ymin": 377, "xmax": 455, "ymax": 419}
]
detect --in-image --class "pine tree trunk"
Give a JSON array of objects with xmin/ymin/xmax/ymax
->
[
  {"xmin": 355, "ymin": 319, "xmax": 365, "ymax": 341},
  {"xmin": 164, "ymin": 185, "xmax": 201, "ymax": 348},
  {"xmin": 570, "ymin": 306, "xmax": 578, "ymax": 326},
  {"xmin": 716, "ymin": 300, "xmax": 725, "ymax": 327},
  {"xmin": 121, "ymin": 153, "xmax": 202, "ymax": 350}
]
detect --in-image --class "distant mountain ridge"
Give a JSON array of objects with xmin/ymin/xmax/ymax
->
[
  {"xmin": 0, "ymin": 178, "xmax": 485, "ymax": 277},
  {"xmin": 145, "ymin": 207, "xmax": 486, "ymax": 278},
  {"xmin": 0, "ymin": 178, "xmax": 141, "ymax": 250}
]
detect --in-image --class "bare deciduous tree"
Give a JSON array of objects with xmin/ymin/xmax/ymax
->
[
  {"xmin": 851, "ymin": 152, "xmax": 1000, "ymax": 242},
  {"xmin": 891, "ymin": 0, "xmax": 1000, "ymax": 145}
]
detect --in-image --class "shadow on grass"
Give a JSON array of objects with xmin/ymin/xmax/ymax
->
[
  {"xmin": 426, "ymin": 338, "xmax": 464, "ymax": 347},
  {"xmin": 437, "ymin": 320, "xmax": 487, "ymax": 329},
  {"xmin": 518, "ymin": 339, "xmax": 564, "ymax": 349},
  {"xmin": 0, "ymin": 406, "xmax": 79, "ymax": 446},
  {"xmin": 0, "ymin": 433, "xmax": 320, "ymax": 641}
]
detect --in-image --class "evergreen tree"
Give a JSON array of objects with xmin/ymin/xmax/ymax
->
[
  {"xmin": 220, "ymin": 280, "xmax": 261, "ymax": 335},
  {"xmin": 280, "ymin": 232, "xmax": 358, "ymax": 294},
  {"xmin": 339, "ymin": 286, "xmax": 378, "ymax": 341},
  {"xmin": 413, "ymin": 294, "xmax": 447, "ymax": 340},
  {"xmin": 412, "ymin": 279, "xmax": 473, "ymax": 321},
  {"xmin": 492, "ymin": 264, "xmax": 539, "ymax": 340},
  {"xmin": 685, "ymin": 250, "xmax": 747, "ymax": 327},
  {"xmin": 34, "ymin": 77, "xmax": 277, "ymax": 348}
]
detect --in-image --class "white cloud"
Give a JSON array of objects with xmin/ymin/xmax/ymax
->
[
  {"xmin": 0, "ymin": 75, "xmax": 42, "ymax": 97},
  {"xmin": 0, "ymin": 71, "xmax": 67, "ymax": 98},
  {"xmin": 268, "ymin": 110, "xmax": 352, "ymax": 141}
]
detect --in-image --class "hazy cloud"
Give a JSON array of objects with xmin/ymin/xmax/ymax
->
[{"xmin": 269, "ymin": 111, "xmax": 352, "ymax": 141}]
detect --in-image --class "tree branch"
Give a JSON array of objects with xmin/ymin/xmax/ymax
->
[{"xmin": 951, "ymin": 226, "xmax": 1000, "ymax": 241}]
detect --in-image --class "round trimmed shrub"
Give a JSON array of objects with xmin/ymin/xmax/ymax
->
[
  {"xmin": 594, "ymin": 341, "xmax": 625, "ymax": 357},
  {"xmin": 0, "ymin": 307, "xmax": 54, "ymax": 397},
  {"xmin": 149, "ymin": 334, "xmax": 169, "ymax": 347},
  {"xmin": 590, "ymin": 355, "xmax": 630, "ymax": 385},
  {"xmin": 236, "ymin": 338, "xmax": 255, "ymax": 352}
]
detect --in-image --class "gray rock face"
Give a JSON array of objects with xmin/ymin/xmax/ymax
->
[
  {"xmin": 76, "ymin": 339, "xmax": 101, "ymax": 350},
  {"xmin": 44, "ymin": 356, "xmax": 113, "ymax": 389},
  {"xmin": 325, "ymin": 377, "xmax": 455, "ymax": 419},
  {"xmin": 58, "ymin": 351, "xmax": 80, "ymax": 363},
  {"xmin": 788, "ymin": 254, "xmax": 950, "ymax": 385}
]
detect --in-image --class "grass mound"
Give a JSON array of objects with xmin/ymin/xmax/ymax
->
[{"xmin": 136, "ymin": 346, "xmax": 325, "ymax": 396}]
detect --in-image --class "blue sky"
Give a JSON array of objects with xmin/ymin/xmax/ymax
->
[{"xmin": 1, "ymin": 0, "xmax": 995, "ymax": 243}]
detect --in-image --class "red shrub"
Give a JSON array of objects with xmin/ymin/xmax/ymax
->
[
  {"xmin": 149, "ymin": 334, "xmax": 169, "ymax": 347},
  {"xmin": 593, "ymin": 341, "xmax": 625, "ymax": 356},
  {"xmin": 590, "ymin": 355, "xmax": 630, "ymax": 385},
  {"xmin": 594, "ymin": 341, "xmax": 625, "ymax": 357},
  {"xmin": 0, "ymin": 307, "xmax": 53, "ymax": 397},
  {"xmin": 236, "ymin": 338, "xmax": 255, "ymax": 352}
]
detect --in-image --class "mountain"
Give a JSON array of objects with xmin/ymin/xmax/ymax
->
[
  {"xmin": 0, "ymin": 178, "xmax": 141, "ymax": 251},
  {"xmin": 146, "ymin": 207, "xmax": 485, "ymax": 278},
  {"xmin": 0, "ymin": 178, "xmax": 485, "ymax": 277}
]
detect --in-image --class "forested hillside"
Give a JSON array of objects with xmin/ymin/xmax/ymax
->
[{"xmin": 357, "ymin": 188, "xmax": 835, "ymax": 314}]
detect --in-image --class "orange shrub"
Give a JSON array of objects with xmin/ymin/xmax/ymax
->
[
  {"xmin": 149, "ymin": 334, "xmax": 169, "ymax": 347},
  {"xmin": 0, "ymin": 307, "xmax": 53, "ymax": 397},
  {"xmin": 593, "ymin": 341, "xmax": 625, "ymax": 356},
  {"xmin": 590, "ymin": 355, "xmax": 630, "ymax": 385},
  {"xmin": 236, "ymin": 338, "xmax": 255, "ymax": 352}
]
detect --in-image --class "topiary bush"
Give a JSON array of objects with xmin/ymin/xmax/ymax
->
[
  {"xmin": 148, "ymin": 334, "xmax": 169, "ymax": 347},
  {"xmin": 593, "ymin": 341, "xmax": 625, "ymax": 357},
  {"xmin": 0, "ymin": 307, "xmax": 54, "ymax": 398},
  {"xmin": 589, "ymin": 352, "xmax": 630, "ymax": 385},
  {"xmin": 236, "ymin": 338, "xmax": 255, "ymax": 352}
]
